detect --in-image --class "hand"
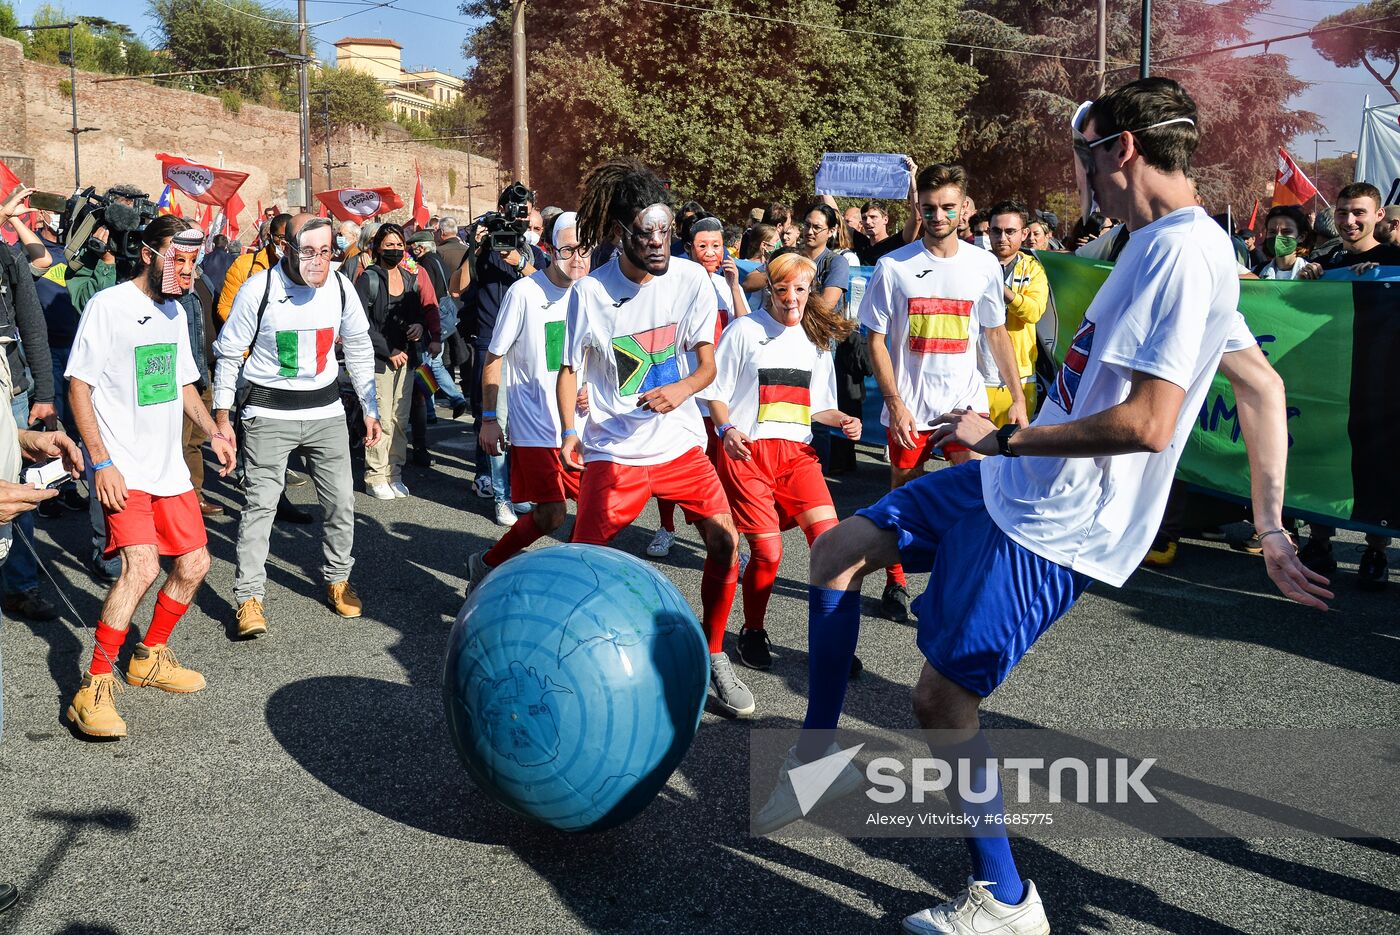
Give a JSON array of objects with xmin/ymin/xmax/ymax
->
[
  {"xmin": 559, "ymin": 434, "xmax": 585, "ymax": 472},
  {"xmin": 1260, "ymin": 532, "xmax": 1332, "ymax": 611},
  {"xmin": 722, "ymin": 255, "xmax": 739, "ymax": 285},
  {"xmin": 389, "ymin": 351, "xmax": 409, "ymax": 369},
  {"xmin": 886, "ymin": 398, "xmax": 918, "ymax": 451},
  {"xmin": 928, "ymin": 408, "xmax": 998, "ymax": 456},
  {"xmin": 637, "ymin": 381, "xmax": 690, "ymax": 414},
  {"xmin": 428, "ymin": 340, "xmax": 441, "ymax": 357},
  {"xmin": 19, "ymin": 430, "xmax": 82, "ymax": 477},
  {"xmin": 94, "ymin": 464, "xmax": 129, "ymax": 512},
  {"xmin": 838, "ymin": 415, "xmax": 862, "ymax": 440},
  {"xmin": 406, "ymin": 324, "xmax": 424, "ymax": 341},
  {"xmin": 27, "ymin": 401, "xmax": 56, "ymax": 430},
  {"xmin": 0, "ymin": 186, "xmax": 32, "ymax": 227},
  {"xmin": 1297, "ymin": 262, "xmax": 1323, "ymax": 281},
  {"xmin": 1350, "ymin": 262, "xmax": 1379, "ymax": 276},
  {"xmin": 904, "ymin": 156, "xmax": 918, "ymax": 199},
  {"xmin": 0, "ymin": 478, "xmax": 56, "ymax": 524},
  {"xmin": 480, "ymin": 419, "xmax": 504, "ymax": 457},
  {"xmin": 210, "ymin": 432, "xmax": 237, "ymax": 477},
  {"xmin": 363, "ymin": 416, "xmax": 383, "ymax": 449},
  {"xmin": 576, "ymin": 387, "xmax": 590, "ymax": 416},
  {"xmin": 501, "ymin": 249, "xmax": 522, "ymax": 268},
  {"xmin": 721, "ymin": 426, "xmax": 752, "ymax": 462},
  {"xmin": 1007, "ymin": 398, "xmax": 1030, "ymax": 429}
]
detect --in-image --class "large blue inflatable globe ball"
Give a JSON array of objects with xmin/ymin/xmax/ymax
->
[{"xmin": 443, "ymin": 544, "xmax": 710, "ymax": 832}]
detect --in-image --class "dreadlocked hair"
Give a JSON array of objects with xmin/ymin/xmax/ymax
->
[
  {"xmin": 575, "ymin": 157, "xmax": 673, "ymax": 250},
  {"xmin": 765, "ymin": 252, "xmax": 854, "ymax": 351}
]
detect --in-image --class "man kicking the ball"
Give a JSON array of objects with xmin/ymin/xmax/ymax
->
[
  {"xmin": 757, "ymin": 78, "xmax": 1331, "ymax": 933},
  {"xmin": 555, "ymin": 158, "xmax": 748, "ymax": 718}
]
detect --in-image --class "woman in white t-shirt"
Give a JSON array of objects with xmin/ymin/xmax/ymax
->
[{"xmin": 1253, "ymin": 205, "xmax": 1312, "ymax": 281}]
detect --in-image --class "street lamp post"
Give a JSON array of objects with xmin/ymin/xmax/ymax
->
[
  {"xmin": 21, "ymin": 21, "xmax": 85, "ymax": 188},
  {"xmin": 1312, "ymin": 137, "xmax": 1335, "ymax": 214},
  {"xmin": 269, "ymin": 44, "xmax": 316, "ymax": 207}
]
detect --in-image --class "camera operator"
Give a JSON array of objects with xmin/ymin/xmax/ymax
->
[{"xmin": 454, "ymin": 183, "xmax": 548, "ymax": 500}]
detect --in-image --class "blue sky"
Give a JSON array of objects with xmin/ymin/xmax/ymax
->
[{"xmin": 15, "ymin": 0, "xmax": 1385, "ymax": 163}]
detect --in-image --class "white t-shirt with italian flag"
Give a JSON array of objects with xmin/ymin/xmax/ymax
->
[
  {"xmin": 66, "ymin": 280, "xmax": 200, "ymax": 496},
  {"xmin": 489, "ymin": 269, "xmax": 573, "ymax": 448}
]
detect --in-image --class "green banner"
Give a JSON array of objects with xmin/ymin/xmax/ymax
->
[{"xmin": 1038, "ymin": 252, "xmax": 1398, "ymax": 538}]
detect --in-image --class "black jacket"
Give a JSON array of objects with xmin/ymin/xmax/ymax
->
[{"xmin": 0, "ymin": 246, "xmax": 53, "ymax": 404}]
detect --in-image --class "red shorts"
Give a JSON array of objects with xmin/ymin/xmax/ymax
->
[
  {"xmin": 716, "ymin": 438, "xmax": 833, "ymax": 534},
  {"xmin": 510, "ymin": 446, "xmax": 581, "ymax": 504},
  {"xmin": 573, "ymin": 447, "xmax": 731, "ymax": 545},
  {"xmin": 103, "ymin": 489, "xmax": 208, "ymax": 558},
  {"xmin": 887, "ymin": 420, "xmax": 988, "ymax": 469}
]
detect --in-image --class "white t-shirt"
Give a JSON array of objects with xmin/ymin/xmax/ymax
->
[
  {"xmin": 693, "ymin": 272, "xmax": 735, "ymax": 418},
  {"xmin": 859, "ymin": 239, "xmax": 1006, "ymax": 426},
  {"xmin": 67, "ymin": 280, "xmax": 200, "ymax": 496},
  {"xmin": 489, "ymin": 269, "xmax": 573, "ymax": 448},
  {"xmin": 982, "ymin": 206, "xmax": 1255, "ymax": 587},
  {"xmin": 1257, "ymin": 260, "xmax": 1302, "ymax": 281},
  {"xmin": 708, "ymin": 308, "xmax": 837, "ymax": 444},
  {"xmin": 563, "ymin": 256, "xmax": 717, "ymax": 465}
]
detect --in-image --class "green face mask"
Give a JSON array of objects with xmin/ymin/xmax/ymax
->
[{"xmin": 1268, "ymin": 234, "xmax": 1298, "ymax": 257}]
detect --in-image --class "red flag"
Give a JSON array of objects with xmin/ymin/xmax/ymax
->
[
  {"xmin": 257, "ymin": 199, "xmax": 263, "ymax": 221},
  {"xmin": 173, "ymin": 194, "xmax": 185, "ymax": 219},
  {"xmin": 156, "ymin": 153, "xmax": 249, "ymax": 207},
  {"xmin": 1247, "ymin": 199, "xmax": 1259, "ymax": 231},
  {"xmin": 0, "ymin": 158, "xmax": 23, "ymax": 200},
  {"xmin": 1273, "ymin": 149, "xmax": 1318, "ymax": 207},
  {"xmin": 198, "ymin": 204, "xmax": 213, "ymax": 232},
  {"xmin": 315, "ymin": 187, "xmax": 404, "ymax": 222},
  {"xmin": 226, "ymin": 191, "xmax": 245, "ymax": 241},
  {"xmin": 318, "ymin": 200, "xmax": 328, "ymax": 218},
  {"xmin": 412, "ymin": 163, "xmax": 430, "ymax": 229}
]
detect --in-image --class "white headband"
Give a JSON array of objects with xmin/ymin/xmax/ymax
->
[{"xmin": 552, "ymin": 211, "xmax": 578, "ymax": 249}]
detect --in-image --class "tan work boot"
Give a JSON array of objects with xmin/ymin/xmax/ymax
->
[
  {"xmin": 236, "ymin": 598, "xmax": 267, "ymax": 638},
  {"xmin": 66, "ymin": 672, "xmax": 128, "ymax": 738},
  {"xmin": 326, "ymin": 581, "xmax": 362, "ymax": 618},
  {"xmin": 125, "ymin": 643, "xmax": 206, "ymax": 693}
]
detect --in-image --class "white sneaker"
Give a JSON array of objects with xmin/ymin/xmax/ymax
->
[
  {"xmin": 390, "ymin": 481, "xmax": 410, "ymax": 498},
  {"xmin": 753, "ymin": 742, "xmax": 866, "ymax": 836},
  {"xmin": 513, "ymin": 501, "xmax": 533, "ymax": 514},
  {"xmin": 367, "ymin": 483, "xmax": 396, "ymax": 501},
  {"xmin": 473, "ymin": 475, "xmax": 494, "ymax": 499},
  {"xmin": 902, "ymin": 878, "xmax": 1048, "ymax": 935},
  {"xmin": 493, "ymin": 501, "xmax": 518, "ymax": 527},
  {"xmin": 646, "ymin": 527, "xmax": 675, "ymax": 557}
]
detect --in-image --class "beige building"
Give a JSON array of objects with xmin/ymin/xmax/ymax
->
[{"xmin": 334, "ymin": 37, "xmax": 464, "ymax": 124}]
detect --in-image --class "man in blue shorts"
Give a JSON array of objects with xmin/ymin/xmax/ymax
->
[{"xmin": 756, "ymin": 77, "xmax": 1333, "ymax": 934}]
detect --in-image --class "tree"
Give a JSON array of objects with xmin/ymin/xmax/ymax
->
[
  {"xmin": 952, "ymin": 0, "xmax": 1318, "ymax": 215},
  {"xmin": 0, "ymin": 2, "xmax": 22, "ymax": 42},
  {"xmin": 308, "ymin": 65, "xmax": 389, "ymax": 132},
  {"xmin": 459, "ymin": 0, "xmax": 979, "ymax": 217},
  {"xmin": 146, "ymin": 0, "xmax": 299, "ymax": 106},
  {"xmin": 14, "ymin": 3, "xmax": 157, "ymax": 76},
  {"xmin": 1312, "ymin": 151, "xmax": 1360, "ymax": 202},
  {"xmin": 1311, "ymin": 0, "xmax": 1400, "ymax": 103}
]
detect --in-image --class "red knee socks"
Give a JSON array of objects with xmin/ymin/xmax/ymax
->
[
  {"xmin": 658, "ymin": 500, "xmax": 676, "ymax": 533},
  {"xmin": 700, "ymin": 557, "xmax": 738, "ymax": 653},
  {"xmin": 741, "ymin": 535, "xmax": 783, "ymax": 632},
  {"xmin": 484, "ymin": 513, "xmax": 545, "ymax": 567},
  {"xmin": 887, "ymin": 563, "xmax": 907, "ymax": 587},
  {"xmin": 144, "ymin": 591, "xmax": 189, "ymax": 647},
  {"xmin": 88, "ymin": 621, "xmax": 128, "ymax": 676},
  {"xmin": 803, "ymin": 517, "xmax": 838, "ymax": 547}
]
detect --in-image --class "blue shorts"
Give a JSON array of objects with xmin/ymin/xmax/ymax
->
[{"xmin": 856, "ymin": 461, "xmax": 1092, "ymax": 697}]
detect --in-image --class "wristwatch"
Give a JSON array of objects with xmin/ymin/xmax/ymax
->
[{"xmin": 996, "ymin": 423, "xmax": 1020, "ymax": 457}]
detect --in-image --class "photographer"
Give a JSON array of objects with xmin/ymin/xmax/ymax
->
[
  {"xmin": 454, "ymin": 183, "xmax": 548, "ymax": 501},
  {"xmin": 64, "ymin": 184, "xmax": 151, "ymax": 314}
]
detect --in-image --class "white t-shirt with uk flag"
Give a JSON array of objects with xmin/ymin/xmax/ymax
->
[{"xmin": 707, "ymin": 308, "xmax": 837, "ymax": 445}]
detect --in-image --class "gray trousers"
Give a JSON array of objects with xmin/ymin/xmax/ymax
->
[{"xmin": 234, "ymin": 415, "xmax": 355, "ymax": 603}]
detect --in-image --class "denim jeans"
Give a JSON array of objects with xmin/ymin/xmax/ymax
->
[
  {"xmin": 427, "ymin": 350, "xmax": 466, "ymax": 406},
  {"xmin": 1, "ymin": 392, "xmax": 38, "ymax": 597}
]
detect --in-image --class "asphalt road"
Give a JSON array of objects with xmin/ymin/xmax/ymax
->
[{"xmin": 0, "ymin": 416, "xmax": 1396, "ymax": 935}]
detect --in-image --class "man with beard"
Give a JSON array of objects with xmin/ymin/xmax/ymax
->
[
  {"xmin": 214, "ymin": 215, "xmax": 381, "ymax": 636},
  {"xmin": 557, "ymin": 158, "xmax": 748, "ymax": 718},
  {"xmin": 64, "ymin": 216, "xmax": 236, "ymax": 738}
]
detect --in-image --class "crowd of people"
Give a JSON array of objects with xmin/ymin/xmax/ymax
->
[{"xmin": 0, "ymin": 73, "xmax": 1373, "ymax": 929}]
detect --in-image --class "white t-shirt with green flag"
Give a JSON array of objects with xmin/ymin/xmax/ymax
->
[
  {"xmin": 66, "ymin": 280, "xmax": 200, "ymax": 496},
  {"xmin": 489, "ymin": 269, "xmax": 574, "ymax": 448}
]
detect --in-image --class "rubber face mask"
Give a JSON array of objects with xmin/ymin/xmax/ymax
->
[
  {"xmin": 1268, "ymin": 235, "xmax": 1298, "ymax": 257},
  {"xmin": 158, "ymin": 229, "xmax": 204, "ymax": 297}
]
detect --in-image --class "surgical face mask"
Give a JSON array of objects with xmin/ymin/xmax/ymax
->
[
  {"xmin": 525, "ymin": 229, "xmax": 541, "ymax": 247},
  {"xmin": 379, "ymin": 248, "xmax": 404, "ymax": 267},
  {"xmin": 973, "ymin": 234, "xmax": 991, "ymax": 250},
  {"xmin": 336, "ymin": 235, "xmax": 349, "ymax": 251},
  {"xmin": 1267, "ymin": 234, "xmax": 1298, "ymax": 257}
]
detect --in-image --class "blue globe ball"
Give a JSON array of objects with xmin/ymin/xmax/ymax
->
[{"xmin": 443, "ymin": 543, "xmax": 710, "ymax": 832}]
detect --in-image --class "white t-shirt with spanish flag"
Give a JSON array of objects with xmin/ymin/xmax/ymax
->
[{"xmin": 858, "ymin": 239, "xmax": 1006, "ymax": 426}]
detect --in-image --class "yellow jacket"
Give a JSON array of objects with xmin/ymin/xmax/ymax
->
[
  {"xmin": 215, "ymin": 248, "xmax": 275, "ymax": 328},
  {"xmin": 1002, "ymin": 251, "xmax": 1048, "ymax": 381}
]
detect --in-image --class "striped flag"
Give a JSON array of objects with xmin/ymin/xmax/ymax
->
[
  {"xmin": 757, "ymin": 368, "xmax": 812, "ymax": 425},
  {"xmin": 1273, "ymin": 148, "xmax": 1318, "ymax": 206},
  {"xmin": 414, "ymin": 363, "xmax": 440, "ymax": 395},
  {"xmin": 907, "ymin": 297, "xmax": 971, "ymax": 354},
  {"xmin": 275, "ymin": 328, "xmax": 334, "ymax": 378}
]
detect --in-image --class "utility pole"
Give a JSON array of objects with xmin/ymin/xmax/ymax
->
[
  {"xmin": 1096, "ymin": 0, "xmax": 1107, "ymax": 95},
  {"xmin": 21, "ymin": 22, "xmax": 85, "ymax": 187},
  {"xmin": 511, "ymin": 0, "xmax": 529, "ymax": 186},
  {"xmin": 1313, "ymin": 137, "xmax": 1335, "ymax": 215},
  {"xmin": 297, "ymin": 0, "xmax": 313, "ymax": 206},
  {"xmin": 1140, "ymin": 0, "xmax": 1151, "ymax": 79}
]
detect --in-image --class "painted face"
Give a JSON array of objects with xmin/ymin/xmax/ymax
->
[
  {"xmin": 618, "ymin": 203, "xmax": 673, "ymax": 276},
  {"xmin": 988, "ymin": 214, "xmax": 1026, "ymax": 261},
  {"xmin": 553, "ymin": 226, "xmax": 592, "ymax": 282},
  {"xmin": 690, "ymin": 231, "xmax": 723, "ymax": 274},
  {"xmin": 769, "ymin": 273, "xmax": 811, "ymax": 327},
  {"xmin": 917, "ymin": 185, "xmax": 963, "ymax": 241}
]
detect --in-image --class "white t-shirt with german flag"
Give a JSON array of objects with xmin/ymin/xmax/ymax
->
[
  {"xmin": 489, "ymin": 269, "xmax": 573, "ymax": 448},
  {"xmin": 708, "ymin": 308, "xmax": 837, "ymax": 445},
  {"xmin": 858, "ymin": 239, "xmax": 1006, "ymax": 427}
]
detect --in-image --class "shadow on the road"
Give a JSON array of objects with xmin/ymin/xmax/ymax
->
[{"xmin": 6, "ymin": 808, "xmax": 137, "ymax": 931}]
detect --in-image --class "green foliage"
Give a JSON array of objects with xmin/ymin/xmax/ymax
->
[
  {"xmin": 220, "ymin": 89, "xmax": 243, "ymax": 114},
  {"xmin": 57, "ymin": 78, "xmax": 71, "ymax": 96},
  {"xmin": 448, "ymin": 167, "xmax": 458, "ymax": 196},
  {"xmin": 16, "ymin": 3, "xmax": 157, "ymax": 76},
  {"xmin": 308, "ymin": 65, "xmax": 389, "ymax": 131},
  {"xmin": 146, "ymin": 0, "xmax": 299, "ymax": 105},
  {"xmin": 0, "ymin": 2, "xmax": 22, "ymax": 41},
  {"xmin": 460, "ymin": 0, "xmax": 978, "ymax": 217},
  {"xmin": 1312, "ymin": 152, "xmax": 1360, "ymax": 202},
  {"xmin": 1311, "ymin": 0, "xmax": 1400, "ymax": 102}
]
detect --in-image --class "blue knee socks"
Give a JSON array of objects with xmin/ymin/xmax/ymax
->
[
  {"xmin": 938, "ymin": 731, "xmax": 1025, "ymax": 906},
  {"xmin": 796, "ymin": 586, "xmax": 862, "ymax": 761}
]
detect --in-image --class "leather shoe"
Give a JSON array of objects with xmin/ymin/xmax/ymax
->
[
  {"xmin": 0, "ymin": 881, "xmax": 18, "ymax": 913},
  {"xmin": 199, "ymin": 498, "xmax": 225, "ymax": 516}
]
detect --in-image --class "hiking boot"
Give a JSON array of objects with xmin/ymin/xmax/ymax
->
[
  {"xmin": 1142, "ymin": 535, "xmax": 1178, "ymax": 567},
  {"xmin": 881, "ymin": 581, "xmax": 911, "ymax": 622},
  {"xmin": 236, "ymin": 598, "xmax": 268, "ymax": 639},
  {"xmin": 709, "ymin": 652, "xmax": 756, "ymax": 718},
  {"xmin": 1358, "ymin": 546, "xmax": 1388, "ymax": 591},
  {"xmin": 1298, "ymin": 537, "xmax": 1337, "ymax": 577},
  {"xmin": 736, "ymin": 627, "xmax": 773, "ymax": 670},
  {"xmin": 125, "ymin": 643, "xmax": 206, "ymax": 693},
  {"xmin": 2, "ymin": 589, "xmax": 59, "ymax": 622},
  {"xmin": 902, "ymin": 877, "xmax": 1049, "ymax": 935},
  {"xmin": 326, "ymin": 581, "xmax": 363, "ymax": 618},
  {"xmin": 66, "ymin": 672, "xmax": 127, "ymax": 738}
]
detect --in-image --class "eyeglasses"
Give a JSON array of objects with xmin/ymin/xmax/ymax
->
[
  {"xmin": 802, "ymin": 222, "xmax": 829, "ymax": 233},
  {"xmin": 557, "ymin": 244, "xmax": 592, "ymax": 260},
  {"xmin": 622, "ymin": 223, "xmax": 672, "ymax": 246},
  {"xmin": 297, "ymin": 247, "xmax": 333, "ymax": 262}
]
